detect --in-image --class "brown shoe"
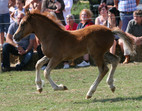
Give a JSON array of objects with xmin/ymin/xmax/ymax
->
[
  {"xmin": 123, "ymin": 55, "xmax": 130, "ymax": 64},
  {"xmin": 70, "ymin": 60, "xmax": 75, "ymax": 66}
]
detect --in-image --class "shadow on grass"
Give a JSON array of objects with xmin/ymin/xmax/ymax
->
[
  {"xmin": 93, "ymin": 96, "xmax": 142, "ymax": 103},
  {"xmin": 73, "ymin": 96, "xmax": 142, "ymax": 104}
]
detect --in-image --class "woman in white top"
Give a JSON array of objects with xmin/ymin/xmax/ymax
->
[
  {"xmin": 95, "ymin": 4, "xmax": 108, "ymax": 26},
  {"xmin": 63, "ymin": 0, "xmax": 73, "ymax": 25}
]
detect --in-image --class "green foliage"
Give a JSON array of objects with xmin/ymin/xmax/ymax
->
[
  {"xmin": 0, "ymin": 63, "xmax": 142, "ymax": 111},
  {"xmin": 71, "ymin": 2, "xmax": 90, "ymax": 23}
]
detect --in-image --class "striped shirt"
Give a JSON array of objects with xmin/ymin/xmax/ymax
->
[{"xmin": 118, "ymin": 0, "xmax": 137, "ymax": 12}]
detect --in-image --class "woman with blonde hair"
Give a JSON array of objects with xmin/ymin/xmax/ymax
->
[{"xmin": 76, "ymin": 9, "xmax": 94, "ymax": 67}]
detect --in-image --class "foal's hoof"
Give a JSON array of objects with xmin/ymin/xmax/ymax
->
[
  {"xmin": 111, "ymin": 87, "xmax": 116, "ymax": 93},
  {"xmin": 63, "ymin": 86, "xmax": 68, "ymax": 90},
  {"xmin": 37, "ymin": 88, "xmax": 43, "ymax": 93},
  {"xmin": 86, "ymin": 95, "xmax": 92, "ymax": 99}
]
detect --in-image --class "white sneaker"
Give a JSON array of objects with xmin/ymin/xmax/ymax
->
[
  {"xmin": 63, "ymin": 63, "xmax": 70, "ymax": 69},
  {"xmin": 77, "ymin": 61, "xmax": 90, "ymax": 67}
]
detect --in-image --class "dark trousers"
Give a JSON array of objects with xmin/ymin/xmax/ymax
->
[{"xmin": 2, "ymin": 43, "xmax": 33, "ymax": 68}]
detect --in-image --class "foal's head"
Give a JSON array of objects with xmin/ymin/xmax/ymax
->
[
  {"xmin": 13, "ymin": 10, "xmax": 64, "ymax": 41},
  {"xmin": 13, "ymin": 11, "xmax": 34, "ymax": 41}
]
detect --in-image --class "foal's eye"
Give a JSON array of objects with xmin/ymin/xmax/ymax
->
[{"xmin": 21, "ymin": 23, "xmax": 24, "ymax": 27}]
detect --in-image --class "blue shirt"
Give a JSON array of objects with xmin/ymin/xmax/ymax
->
[
  {"xmin": 7, "ymin": 22, "xmax": 35, "ymax": 49},
  {"xmin": 118, "ymin": 0, "xmax": 137, "ymax": 12}
]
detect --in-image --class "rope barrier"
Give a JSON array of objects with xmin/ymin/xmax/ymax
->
[{"xmin": 0, "ymin": 14, "xmax": 134, "ymax": 25}]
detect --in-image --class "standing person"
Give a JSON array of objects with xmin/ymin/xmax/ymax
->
[
  {"xmin": 88, "ymin": 0, "xmax": 101, "ymax": 17},
  {"xmin": 63, "ymin": 0, "xmax": 73, "ymax": 25},
  {"xmin": 63, "ymin": 14, "xmax": 78, "ymax": 69},
  {"xmin": 41, "ymin": 0, "xmax": 65, "ymax": 25},
  {"xmin": 2, "ymin": 13, "xmax": 35, "ymax": 71},
  {"xmin": 114, "ymin": 0, "xmax": 140, "ymax": 32},
  {"xmin": 108, "ymin": 7, "xmax": 122, "ymax": 54},
  {"xmin": 119, "ymin": 10, "xmax": 142, "ymax": 64},
  {"xmin": 24, "ymin": 0, "xmax": 42, "ymax": 11},
  {"xmin": 0, "ymin": 0, "xmax": 10, "ymax": 45},
  {"xmin": 76, "ymin": 9, "xmax": 94, "ymax": 67},
  {"xmin": 101, "ymin": 0, "xmax": 114, "ymax": 9}
]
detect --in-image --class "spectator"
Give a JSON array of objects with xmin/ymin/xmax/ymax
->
[
  {"xmin": 9, "ymin": 0, "xmax": 16, "ymax": 14},
  {"xmin": 10, "ymin": 0, "xmax": 25, "ymax": 23},
  {"xmin": 65, "ymin": 14, "xmax": 78, "ymax": 30},
  {"xmin": 63, "ymin": 0, "xmax": 73, "ymax": 25},
  {"xmin": 2, "ymin": 12, "xmax": 35, "ymax": 71},
  {"xmin": 88, "ymin": 0, "xmax": 101, "ymax": 17},
  {"xmin": 9, "ymin": 0, "xmax": 16, "ymax": 24},
  {"xmin": 95, "ymin": 4, "xmax": 108, "ymax": 26},
  {"xmin": 108, "ymin": 7, "xmax": 122, "ymax": 54},
  {"xmin": 119, "ymin": 10, "xmax": 142, "ymax": 64},
  {"xmin": 24, "ymin": 0, "xmax": 42, "ymax": 51},
  {"xmin": 114, "ymin": 0, "xmax": 140, "ymax": 32},
  {"xmin": 76, "ymin": 9, "xmax": 94, "ymax": 67},
  {"xmin": 41, "ymin": 0, "xmax": 66, "ymax": 25},
  {"xmin": 63, "ymin": 14, "xmax": 78, "ymax": 69},
  {"xmin": 101, "ymin": 0, "xmax": 114, "ymax": 9},
  {"xmin": 0, "ymin": 0, "xmax": 10, "ymax": 45},
  {"xmin": 24, "ymin": 0, "xmax": 42, "ymax": 11}
]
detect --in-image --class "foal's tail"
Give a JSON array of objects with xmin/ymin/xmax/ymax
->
[{"xmin": 112, "ymin": 27, "xmax": 136, "ymax": 55}]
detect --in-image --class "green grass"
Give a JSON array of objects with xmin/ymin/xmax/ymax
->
[{"xmin": 0, "ymin": 63, "xmax": 142, "ymax": 111}]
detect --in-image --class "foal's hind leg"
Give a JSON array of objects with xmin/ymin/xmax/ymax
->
[
  {"xmin": 86, "ymin": 56, "xmax": 109, "ymax": 99},
  {"xmin": 35, "ymin": 56, "xmax": 49, "ymax": 93},
  {"xmin": 104, "ymin": 52, "xmax": 120, "ymax": 92},
  {"xmin": 44, "ymin": 58, "xmax": 68, "ymax": 91}
]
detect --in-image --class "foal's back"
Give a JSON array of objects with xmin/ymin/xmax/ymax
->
[
  {"xmin": 59, "ymin": 25, "xmax": 114, "ymax": 61},
  {"xmin": 70, "ymin": 25, "xmax": 114, "ymax": 52}
]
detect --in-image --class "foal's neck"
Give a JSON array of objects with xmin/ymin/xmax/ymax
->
[{"xmin": 31, "ymin": 14, "xmax": 64, "ymax": 41}]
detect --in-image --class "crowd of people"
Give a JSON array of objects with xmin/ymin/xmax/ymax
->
[{"xmin": 0, "ymin": 0, "xmax": 142, "ymax": 71}]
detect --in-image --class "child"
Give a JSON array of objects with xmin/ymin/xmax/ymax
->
[{"xmin": 10, "ymin": 0, "xmax": 25, "ymax": 23}]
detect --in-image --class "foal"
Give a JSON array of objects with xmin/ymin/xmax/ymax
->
[{"xmin": 13, "ymin": 10, "xmax": 135, "ymax": 99}]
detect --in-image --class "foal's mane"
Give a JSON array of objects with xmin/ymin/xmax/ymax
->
[{"xmin": 27, "ymin": 10, "xmax": 65, "ymax": 30}]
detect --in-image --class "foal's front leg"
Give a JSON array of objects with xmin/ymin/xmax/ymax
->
[
  {"xmin": 35, "ymin": 56, "xmax": 49, "ymax": 93},
  {"xmin": 44, "ymin": 58, "xmax": 68, "ymax": 91}
]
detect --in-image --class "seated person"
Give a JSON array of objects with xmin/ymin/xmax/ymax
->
[
  {"xmin": 41, "ymin": 0, "xmax": 66, "ymax": 25},
  {"xmin": 118, "ymin": 10, "xmax": 142, "ymax": 64},
  {"xmin": 107, "ymin": 7, "xmax": 122, "ymax": 54},
  {"xmin": 76, "ymin": 9, "xmax": 94, "ymax": 67},
  {"xmin": 2, "ymin": 12, "xmax": 35, "ymax": 71},
  {"xmin": 95, "ymin": 4, "xmax": 108, "ymax": 26},
  {"xmin": 63, "ymin": 14, "xmax": 78, "ymax": 69}
]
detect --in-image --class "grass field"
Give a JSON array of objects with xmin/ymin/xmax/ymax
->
[{"xmin": 0, "ymin": 63, "xmax": 142, "ymax": 111}]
